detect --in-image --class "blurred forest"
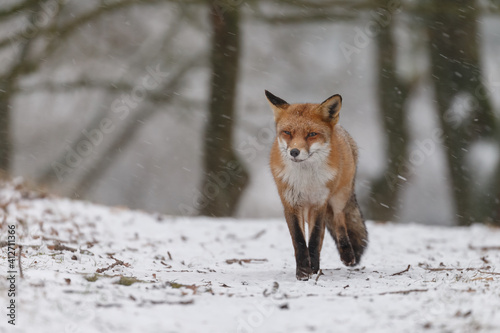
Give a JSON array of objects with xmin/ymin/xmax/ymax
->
[{"xmin": 0, "ymin": 0, "xmax": 499, "ymax": 226}]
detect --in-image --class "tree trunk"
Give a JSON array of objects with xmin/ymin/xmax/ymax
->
[
  {"xmin": 198, "ymin": 1, "xmax": 249, "ymax": 217},
  {"xmin": 0, "ymin": 90, "xmax": 12, "ymax": 173},
  {"xmin": 368, "ymin": 13, "xmax": 411, "ymax": 222},
  {"xmin": 0, "ymin": 1, "xmax": 46, "ymax": 174},
  {"xmin": 425, "ymin": 0, "xmax": 499, "ymax": 225}
]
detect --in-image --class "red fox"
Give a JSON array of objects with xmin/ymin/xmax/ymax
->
[{"xmin": 265, "ymin": 90, "xmax": 368, "ymax": 281}]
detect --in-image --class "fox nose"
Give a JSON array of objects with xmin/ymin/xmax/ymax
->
[{"xmin": 290, "ymin": 148, "xmax": 300, "ymax": 158}]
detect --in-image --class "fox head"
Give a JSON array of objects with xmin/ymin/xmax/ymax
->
[{"xmin": 265, "ymin": 90, "xmax": 342, "ymax": 163}]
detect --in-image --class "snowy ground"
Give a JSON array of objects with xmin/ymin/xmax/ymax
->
[{"xmin": 1, "ymin": 180, "xmax": 500, "ymax": 333}]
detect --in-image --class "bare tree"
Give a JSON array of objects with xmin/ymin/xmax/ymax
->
[
  {"xmin": 0, "ymin": 1, "xmax": 46, "ymax": 172},
  {"xmin": 424, "ymin": 0, "xmax": 500, "ymax": 225},
  {"xmin": 0, "ymin": 0, "xmax": 168, "ymax": 173},
  {"xmin": 368, "ymin": 10, "xmax": 414, "ymax": 222},
  {"xmin": 198, "ymin": 1, "xmax": 249, "ymax": 217}
]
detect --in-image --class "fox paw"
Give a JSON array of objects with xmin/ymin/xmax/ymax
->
[
  {"xmin": 296, "ymin": 267, "xmax": 312, "ymax": 281},
  {"xmin": 338, "ymin": 238, "xmax": 358, "ymax": 267}
]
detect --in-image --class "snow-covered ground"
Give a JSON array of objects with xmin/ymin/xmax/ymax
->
[{"xmin": 1, "ymin": 179, "xmax": 500, "ymax": 333}]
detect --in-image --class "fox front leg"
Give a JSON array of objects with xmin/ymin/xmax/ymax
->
[
  {"xmin": 307, "ymin": 209, "xmax": 326, "ymax": 274},
  {"xmin": 284, "ymin": 209, "xmax": 312, "ymax": 281}
]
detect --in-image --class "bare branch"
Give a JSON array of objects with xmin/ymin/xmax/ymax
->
[
  {"xmin": 251, "ymin": 0, "xmax": 375, "ymax": 24},
  {"xmin": 0, "ymin": 0, "xmax": 166, "ymax": 52},
  {"xmin": 0, "ymin": 0, "xmax": 38, "ymax": 19},
  {"xmin": 269, "ymin": 0, "xmax": 371, "ymax": 9},
  {"xmin": 257, "ymin": 12, "xmax": 357, "ymax": 23},
  {"xmin": 17, "ymin": 8, "xmax": 191, "ymax": 96},
  {"xmin": 37, "ymin": 55, "xmax": 201, "ymax": 190},
  {"xmin": 18, "ymin": 79, "xmax": 135, "ymax": 94}
]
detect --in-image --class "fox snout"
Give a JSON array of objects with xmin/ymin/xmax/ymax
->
[
  {"xmin": 285, "ymin": 141, "xmax": 331, "ymax": 163},
  {"xmin": 287, "ymin": 146, "xmax": 309, "ymax": 162}
]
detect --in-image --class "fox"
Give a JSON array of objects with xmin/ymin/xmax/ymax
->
[{"xmin": 265, "ymin": 90, "xmax": 368, "ymax": 281}]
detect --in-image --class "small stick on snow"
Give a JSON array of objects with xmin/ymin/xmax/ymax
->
[
  {"xmin": 424, "ymin": 267, "xmax": 478, "ymax": 272},
  {"xmin": 315, "ymin": 269, "xmax": 324, "ymax": 284},
  {"xmin": 469, "ymin": 245, "xmax": 500, "ymax": 251},
  {"xmin": 478, "ymin": 270, "xmax": 500, "ymax": 276},
  {"xmin": 48, "ymin": 244, "xmax": 77, "ymax": 252},
  {"xmin": 225, "ymin": 258, "xmax": 268, "ymax": 265},
  {"xmin": 18, "ymin": 245, "xmax": 24, "ymax": 279},
  {"xmin": 160, "ymin": 261, "xmax": 172, "ymax": 268},
  {"xmin": 379, "ymin": 289, "xmax": 428, "ymax": 296},
  {"xmin": 42, "ymin": 236, "xmax": 77, "ymax": 244},
  {"xmin": 391, "ymin": 264, "xmax": 411, "ymax": 276},
  {"xmin": 251, "ymin": 230, "xmax": 266, "ymax": 239},
  {"xmin": 96, "ymin": 256, "xmax": 130, "ymax": 273}
]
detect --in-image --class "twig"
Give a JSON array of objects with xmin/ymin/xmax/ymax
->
[
  {"xmin": 145, "ymin": 299, "xmax": 194, "ymax": 306},
  {"xmin": 225, "ymin": 258, "xmax": 268, "ymax": 265},
  {"xmin": 96, "ymin": 255, "xmax": 130, "ymax": 274},
  {"xmin": 480, "ymin": 256, "xmax": 490, "ymax": 264},
  {"xmin": 315, "ymin": 269, "xmax": 324, "ymax": 284},
  {"xmin": 97, "ymin": 303, "xmax": 122, "ymax": 308},
  {"xmin": 48, "ymin": 244, "xmax": 77, "ymax": 252},
  {"xmin": 18, "ymin": 245, "xmax": 24, "ymax": 279},
  {"xmin": 391, "ymin": 264, "xmax": 411, "ymax": 276},
  {"xmin": 422, "ymin": 266, "xmax": 500, "ymax": 276},
  {"xmin": 160, "ymin": 261, "xmax": 172, "ymax": 268},
  {"xmin": 422, "ymin": 266, "xmax": 478, "ymax": 272},
  {"xmin": 478, "ymin": 270, "xmax": 500, "ymax": 276},
  {"xmin": 42, "ymin": 236, "xmax": 77, "ymax": 243},
  {"xmin": 251, "ymin": 230, "xmax": 266, "ymax": 240},
  {"xmin": 379, "ymin": 289, "xmax": 428, "ymax": 296},
  {"xmin": 469, "ymin": 245, "xmax": 500, "ymax": 251}
]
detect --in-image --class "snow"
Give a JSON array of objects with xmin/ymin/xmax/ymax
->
[{"xmin": 1, "ymin": 180, "xmax": 500, "ymax": 333}]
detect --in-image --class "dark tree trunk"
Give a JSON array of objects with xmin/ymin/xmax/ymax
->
[
  {"xmin": 368, "ymin": 14, "xmax": 411, "ymax": 222},
  {"xmin": 0, "ymin": 1, "xmax": 45, "ymax": 174},
  {"xmin": 0, "ymin": 89, "xmax": 12, "ymax": 173},
  {"xmin": 425, "ymin": 0, "xmax": 499, "ymax": 225},
  {"xmin": 198, "ymin": 1, "xmax": 249, "ymax": 217}
]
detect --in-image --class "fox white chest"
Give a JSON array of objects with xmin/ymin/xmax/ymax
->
[{"xmin": 276, "ymin": 160, "xmax": 336, "ymax": 206}]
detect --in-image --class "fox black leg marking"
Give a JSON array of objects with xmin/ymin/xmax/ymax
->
[
  {"xmin": 308, "ymin": 211, "xmax": 325, "ymax": 274},
  {"xmin": 285, "ymin": 210, "xmax": 311, "ymax": 281}
]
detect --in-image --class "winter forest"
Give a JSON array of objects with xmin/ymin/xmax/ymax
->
[
  {"xmin": 0, "ymin": 0, "xmax": 499, "ymax": 226},
  {"xmin": 1, "ymin": 1, "xmax": 500, "ymax": 332}
]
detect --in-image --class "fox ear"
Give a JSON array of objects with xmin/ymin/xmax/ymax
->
[
  {"xmin": 265, "ymin": 90, "xmax": 288, "ymax": 120},
  {"xmin": 319, "ymin": 94, "xmax": 342, "ymax": 123}
]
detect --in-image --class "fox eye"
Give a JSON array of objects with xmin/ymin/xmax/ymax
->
[
  {"xmin": 283, "ymin": 131, "xmax": 291, "ymax": 136},
  {"xmin": 308, "ymin": 132, "xmax": 317, "ymax": 137}
]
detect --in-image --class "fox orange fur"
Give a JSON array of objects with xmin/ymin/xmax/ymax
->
[{"xmin": 266, "ymin": 90, "xmax": 368, "ymax": 281}]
